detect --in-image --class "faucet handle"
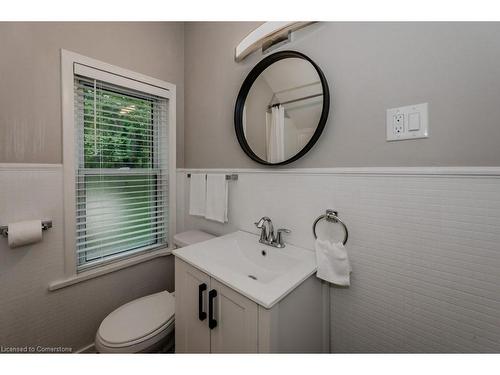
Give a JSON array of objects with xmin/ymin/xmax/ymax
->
[{"xmin": 275, "ymin": 228, "xmax": 291, "ymax": 248}]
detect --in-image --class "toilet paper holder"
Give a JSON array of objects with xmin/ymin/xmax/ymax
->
[{"xmin": 0, "ymin": 220, "xmax": 52, "ymax": 238}]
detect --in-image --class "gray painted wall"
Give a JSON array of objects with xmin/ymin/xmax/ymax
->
[
  {"xmin": 184, "ymin": 22, "xmax": 500, "ymax": 168},
  {"xmin": 0, "ymin": 22, "xmax": 185, "ymax": 167}
]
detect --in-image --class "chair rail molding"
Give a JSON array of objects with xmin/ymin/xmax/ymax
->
[{"xmin": 178, "ymin": 167, "xmax": 500, "ymax": 178}]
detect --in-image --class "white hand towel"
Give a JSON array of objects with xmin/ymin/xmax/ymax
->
[
  {"xmin": 315, "ymin": 239, "xmax": 352, "ymax": 286},
  {"xmin": 205, "ymin": 174, "xmax": 228, "ymax": 223},
  {"xmin": 189, "ymin": 173, "xmax": 206, "ymax": 216}
]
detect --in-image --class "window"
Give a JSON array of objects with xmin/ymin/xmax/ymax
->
[{"xmin": 62, "ymin": 54, "xmax": 175, "ymax": 274}]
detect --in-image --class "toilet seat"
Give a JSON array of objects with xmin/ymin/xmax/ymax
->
[{"xmin": 95, "ymin": 291, "xmax": 175, "ymax": 353}]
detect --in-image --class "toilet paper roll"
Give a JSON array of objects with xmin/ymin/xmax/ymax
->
[{"xmin": 8, "ymin": 220, "xmax": 43, "ymax": 248}]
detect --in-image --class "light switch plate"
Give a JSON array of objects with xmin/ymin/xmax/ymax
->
[{"xmin": 386, "ymin": 102, "xmax": 428, "ymax": 141}]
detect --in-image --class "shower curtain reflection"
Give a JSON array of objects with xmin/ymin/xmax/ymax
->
[{"xmin": 265, "ymin": 105, "xmax": 285, "ymax": 163}]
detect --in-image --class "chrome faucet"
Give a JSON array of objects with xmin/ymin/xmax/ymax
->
[
  {"xmin": 254, "ymin": 217, "xmax": 291, "ymax": 248},
  {"xmin": 255, "ymin": 216, "xmax": 274, "ymax": 243}
]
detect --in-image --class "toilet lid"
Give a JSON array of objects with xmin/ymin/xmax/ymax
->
[{"xmin": 98, "ymin": 291, "xmax": 175, "ymax": 345}]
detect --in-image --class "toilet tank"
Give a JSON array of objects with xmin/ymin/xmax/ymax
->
[{"xmin": 173, "ymin": 230, "xmax": 216, "ymax": 248}]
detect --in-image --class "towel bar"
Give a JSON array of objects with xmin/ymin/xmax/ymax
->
[
  {"xmin": 187, "ymin": 173, "xmax": 238, "ymax": 181},
  {"xmin": 312, "ymin": 209, "xmax": 348, "ymax": 245},
  {"xmin": 0, "ymin": 220, "xmax": 53, "ymax": 238}
]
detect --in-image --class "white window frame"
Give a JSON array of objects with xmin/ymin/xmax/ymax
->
[{"xmin": 51, "ymin": 49, "xmax": 176, "ymax": 290}]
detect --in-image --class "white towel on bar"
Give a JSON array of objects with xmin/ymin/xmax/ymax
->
[
  {"xmin": 189, "ymin": 173, "xmax": 206, "ymax": 216},
  {"xmin": 315, "ymin": 239, "xmax": 352, "ymax": 286},
  {"xmin": 205, "ymin": 174, "xmax": 228, "ymax": 223}
]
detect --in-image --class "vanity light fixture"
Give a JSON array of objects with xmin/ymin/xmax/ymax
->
[{"xmin": 235, "ymin": 22, "xmax": 316, "ymax": 62}]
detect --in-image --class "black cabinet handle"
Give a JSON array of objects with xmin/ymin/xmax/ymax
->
[
  {"xmin": 198, "ymin": 283, "xmax": 207, "ymax": 321},
  {"xmin": 208, "ymin": 289, "xmax": 217, "ymax": 329}
]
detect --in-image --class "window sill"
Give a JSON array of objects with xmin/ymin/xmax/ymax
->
[{"xmin": 48, "ymin": 247, "xmax": 172, "ymax": 291}]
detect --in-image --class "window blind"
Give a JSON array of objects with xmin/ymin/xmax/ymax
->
[{"xmin": 74, "ymin": 74, "xmax": 169, "ymax": 270}]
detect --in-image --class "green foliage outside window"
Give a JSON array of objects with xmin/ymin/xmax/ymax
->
[{"xmin": 83, "ymin": 86, "xmax": 154, "ymax": 169}]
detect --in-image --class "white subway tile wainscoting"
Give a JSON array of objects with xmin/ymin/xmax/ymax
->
[{"xmin": 177, "ymin": 168, "xmax": 500, "ymax": 353}]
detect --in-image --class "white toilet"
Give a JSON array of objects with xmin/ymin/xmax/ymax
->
[{"xmin": 95, "ymin": 230, "xmax": 216, "ymax": 353}]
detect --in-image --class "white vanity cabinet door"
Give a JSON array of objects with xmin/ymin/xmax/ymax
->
[
  {"xmin": 175, "ymin": 258, "xmax": 211, "ymax": 353},
  {"xmin": 209, "ymin": 278, "xmax": 259, "ymax": 353}
]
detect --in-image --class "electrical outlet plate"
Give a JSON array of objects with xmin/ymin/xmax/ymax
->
[{"xmin": 386, "ymin": 102, "xmax": 429, "ymax": 141}]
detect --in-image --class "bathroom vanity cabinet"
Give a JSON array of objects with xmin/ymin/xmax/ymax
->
[{"xmin": 174, "ymin": 257, "xmax": 328, "ymax": 353}]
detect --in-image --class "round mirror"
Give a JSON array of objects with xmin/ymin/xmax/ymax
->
[{"xmin": 234, "ymin": 51, "xmax": 330, "ymax": 166}]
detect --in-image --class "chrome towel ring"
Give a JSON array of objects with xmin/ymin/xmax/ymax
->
[{"xmin": 312, "ymin": 209, "xmax": 348, "ymax": 245}]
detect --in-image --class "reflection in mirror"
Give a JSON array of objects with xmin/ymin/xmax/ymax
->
[{"xmin": 243, "ymin": 57, "xmax": 323, "ymax": 163}]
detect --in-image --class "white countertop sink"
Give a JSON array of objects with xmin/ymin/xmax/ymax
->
[{"xmin": 172, "ymin": 230, "xmax": 317, "ymax": 309}]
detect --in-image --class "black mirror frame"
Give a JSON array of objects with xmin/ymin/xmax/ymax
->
[{"xmin": 234, "ymin": 50, "xmax": 330, "ymax": 166}]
